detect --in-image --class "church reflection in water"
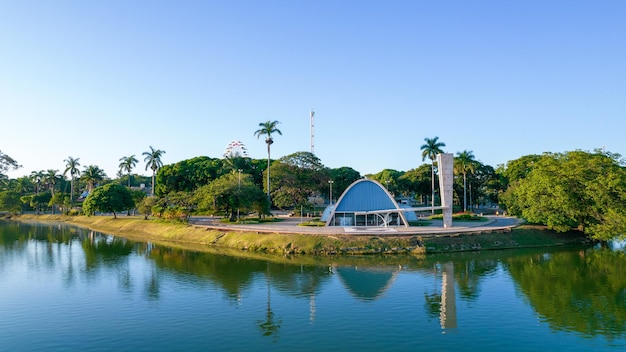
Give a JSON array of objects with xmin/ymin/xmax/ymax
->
[
  {"xmin": 334, "ymin": 262, "xmax": 457, "ymax": 331},
  {"xmin": 334, "ymin": 262, "xmax": 457, "ymax": 329}
]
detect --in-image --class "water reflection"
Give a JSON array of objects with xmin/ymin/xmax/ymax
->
[
  {"xmin": 2, "ymin": 220, "xmax": 624, "ymax": 344},
  {"xmin": 504, "ymin": 247, "xmax": 626, "ymax": 339}
]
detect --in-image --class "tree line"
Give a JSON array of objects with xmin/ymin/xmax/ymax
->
[{"xmin": 2, "ymin": 126, "xmax": 626, "ymax": 241}]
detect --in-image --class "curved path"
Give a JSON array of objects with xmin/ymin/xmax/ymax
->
[{"xmin": 189, "ymin": 215, "xmax": 523, "ymax": 237}]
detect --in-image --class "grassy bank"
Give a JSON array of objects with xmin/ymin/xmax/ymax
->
[{"xmin": 3, "ymin": 214, "xmax": 592, "ymax": 256}]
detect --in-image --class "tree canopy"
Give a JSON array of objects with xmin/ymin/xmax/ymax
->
[
  {"xmin": 501, "ymin": 150, "xmax": 626, "ymax": 241},
  {"xmin": 0, "ymin": 150, "xmax": 20, "ymax": 177},
  {"xmin": 269, "ymin": 152, "xmax": 328, "ymax": 209},
  {"xmin": 83, "ymin": 184, "xmax": 135, "ymax": 218}
]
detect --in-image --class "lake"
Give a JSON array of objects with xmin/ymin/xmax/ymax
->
[{"xmin": 1, "ymin": 220, "xmax": 625, "ymax": 351}]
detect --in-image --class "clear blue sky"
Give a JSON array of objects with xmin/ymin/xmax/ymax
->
[{"xmin": 2, "ymin": 1, "xmax": 625, "ymax": 179}]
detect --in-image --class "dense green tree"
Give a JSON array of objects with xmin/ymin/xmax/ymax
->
[
  {"xmin": 83, "ymin": 184, "xmax": 135, "ymax": 219},
  {"xmin": 0, "ymin": 150, "xmax": 20, "ymax": 178},
  {"xmin": 0, "ymin": 191, "xmax": 22, "ymax": 214},
  {"xmin": 471, "ymin": 164, "xmax": 503, "ymax": 207},
  {"xmin": 454, "ymin": 150, "xmax": 478, "ymax": 212},
  {"xmin": 397, "ymin": 164, "xmax": 432, "ymax": 201},
  {"xmin": 10, "ymin": 176, "xmax": 34, "ymax": 195},
  {"xmin": 254, "ymin": 120, "xmax": 282, "ymax": 205},
  {"xmin": 48, "ymin": 192, "xmax": 69, "ymax": 214},
  {"xmin": 269, "ymin": 152, "xmax": 328, "ymax": 209},
  {"xmin": 143, "ymin": 146, "xmax": 166, "ymax": 196},
  {"xmin": 156, "ymin": 156, "xmax": 224, "ymax": 195},
  {"xmin": 420, "ymin": 137, "xmax": 446, "ymax": 213},
  {"xmin": 328, "ymin": 166, "xmax": 361, "ymax": 202},
  {"xmin": 194, "ymin": 171, "xmax": 267, "ymax": 220},
  {"xmin": 81, "ymin": 165, "xmax": 107, "ymax": 193},
  {"xmin": 138, "ymin": 196, "xmax": 159, "ymax": 220},
  {"xmin": 30, "ymin": 170, "xmax": 44, "ymax": 194},
  {"xmin": 63, "ymin": 156, "xmax": 81, "ymax": 206},
  {"xmin": 118, "ymin": 155, "xmax": 138, "ymax": 187},
  {"xmin": 501, "ymin": 154, "xmax": 542, "ymax": 184},
  {"xmin": 129, "ymin": 189, "xmax": 147, "ymax": 215},
  {"xmin": 27, "ymin": 191, "xmax": 52, "ymax": 214},
  {"xmin": 43, "ymin": 169, "xmax": 61, "ymax": 196},
  {"xmin": 501, "ymin": 150, "xmax": 626, "ymax": 240},
  {"xmin": 366, "ymin": 169, "xmax": 404, "ymax": 196}
]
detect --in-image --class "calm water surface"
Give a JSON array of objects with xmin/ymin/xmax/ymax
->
[{"xmin": 1, "ymin": 220, "xmax": 625, "ymax": 351}]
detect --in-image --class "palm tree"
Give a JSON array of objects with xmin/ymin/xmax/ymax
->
[
  {"xmin": 143, "ymin": 146, "xmax": 165, "ymax": 196},
  {"xmin": 30, "ymin": 170, "xmax": 44, "ymax": 194},
  {"xmin": 454, "ymin": 150, "xmax": 477, "ymax": 212},
  {"xmin": 64, "ymin": 156, "xmax": 81, "ymax": 206},
  {"xmin": 254, "ymin": 120, "xmax": 282, "ymax": 205},
  {"xmin": 44, "ymin": 169, "xmax": 60, "ymax": 196},
  {"xmin": 81, "ymin": 165, "xmax": 106, "ymax": 193},
  {"xmin": 119, "ymin": 155, "xmax": 138, "ymax": 187},
  {"xmin": 420, "ymin": 137, "xmax": 446, "ymax": 214}
]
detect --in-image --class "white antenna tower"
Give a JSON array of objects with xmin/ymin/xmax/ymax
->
[{"xmin": 310, "ymin": 109, "xmax": 315, "ymax": 154}]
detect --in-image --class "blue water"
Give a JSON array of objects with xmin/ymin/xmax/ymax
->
[{"xmin": 1, "ymin": 220, "xmax": 624, "ymax": 351}]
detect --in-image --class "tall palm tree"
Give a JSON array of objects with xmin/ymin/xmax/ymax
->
[
  {"xmin": 44, "ymin": 169, "xmax": 60, "ymax": 196},
  {"xmin": 119, "ymin": 155, "xmax": 138, "ymax": 187},
  {"xmin": 30, "ymin": 170, "xmax": 44, "ymax": 194},
  {"xmin": 254, "ymin": 120, "xmax": 282, "ymax": 205},
  {"xmin": 143, "ymin": 146, "xmax": 165, "ymax": 196},
  {"xmin": 81, "ymin": 165, "xmax": 106, "ymax": 193},
  {"xmin": 64, "ymin": 156, "xmax": 81, "ymax": 206},
  {"xmin": 454, "ymin": 150, "xmax": 477, "ymax": 212},
  {"xmin": 13, "ymin": 176, "xmax": 32, "ymax": 195},
  {"xmin": 420, "ymin": 137, "xmax": 446, "ymax": 214}
]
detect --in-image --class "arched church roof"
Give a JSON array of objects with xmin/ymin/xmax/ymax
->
[{"xmin": 334, "ymin": 179, "xmax": 399, "ymax": 212}]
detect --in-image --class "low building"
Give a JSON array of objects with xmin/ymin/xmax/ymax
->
[{"xmin": 321, "ymin": 179, "xmax": 416, "ymax": 227}]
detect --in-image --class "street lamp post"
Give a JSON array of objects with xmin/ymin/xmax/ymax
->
[{"xmin": 328, "ymin": 180, "xmax": 334, "ymax": 205}]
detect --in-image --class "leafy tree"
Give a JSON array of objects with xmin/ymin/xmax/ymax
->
[
  {"xmin": 10, "ymin": 176, "xmax": 34, "ymax": 195},
  {"xmin": 269, "ymin": 152, "xmax": 328, "ymax": 209},
  {"xmin": 143, "ymin": 146, "xmax": 166, "ymax": 196},
  {"xmin": 454, "ymin": 150, "xmax": 478, "ymax": 212},
  {"xmin": 118, "ymin": 155, "xmax": 138, "ymax": 187},
  {"xmin": 0, "ymin": 150, "xmax": 20, "ymax": 178},
  {"xmin": 397, "ymin": 164, "xmax": 432, "ymax": 201},
  {"xmin": 64, "ymin": 156, "xmax": 81, "ymax": 206},
  {"xmin": 328, "ymin": 166, "xmax": 361, "ymax": 201},
  {"xmin": 502, "ymin": 150, "xmax": 626, "ymax": 240},
  {"xmin": 43, "ymin": 169, "xmax": 61, "ymax": 196},
  {"xmin": 81, "ymin": 165, "xmax": 107, "ymax": 193},
  {"xmin": 28, "ymin": 191, "xmax": 52, "ymax": 214},
  {"xmin": 254, "ymin": 120, "xmax": 282, "ymax": 205},
  {"xmin": 30, "ymin": 170, "xmax": 44, "ymax": 194},
  {"xmin": 420, "ymin": 137, "xmax": 446, "ymax": 213},
  {"xmin": 161, "ymin": 191, "xmax": 195, "ymax": 221},
  {"xmin": 0, "ymin": 191, "xmax": 22, "ymax": 214},
  {"xmin": 138, "ymin": 196, "xmax": 159, "ymax": 220},
  {"xmin": 129, "ymin": 189, "xmax": 147, "ymax": 215},
  {"xmin": 83, "ymin": 184, "xmax": 135, "ymax": 219},
  {"xmin": 156, "ymin": 156, "xmax": 224, "ymax": 194},
  {"xmin": 471, "ymin": 164, "xmax": 503, "ymax": 207},
  {"xmin": 366, "ymin": 169, "xmax": 403, "ymax": 196},
  {"xmin": 48, "ymin": 192, "xmax": 69, "ymax": 215},
  {"xmin": 194, "ymin": 171, "xmax": 267, "ymax": 220}
]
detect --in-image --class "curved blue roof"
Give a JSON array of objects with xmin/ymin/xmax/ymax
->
[{"xmin": 334, "ymin": 179, "xmax": 397, "ymax": 212}]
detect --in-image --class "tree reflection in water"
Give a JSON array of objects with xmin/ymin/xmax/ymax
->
[{"xmin": 258, "ymin": 262, "xmax": 281, "ymax": 340}]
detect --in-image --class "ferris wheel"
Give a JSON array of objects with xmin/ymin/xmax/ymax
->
[{"xmin": 224, "ymin": 140, "xmax": 249, "ymax": 158}]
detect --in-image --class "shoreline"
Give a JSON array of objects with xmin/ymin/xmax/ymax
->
[{"xmin": 1, "ymin": 214, "xmax": 592, "ymax": 255}]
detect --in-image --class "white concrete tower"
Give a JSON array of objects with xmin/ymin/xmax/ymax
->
[{"xmin": 437, "ymin": 153, "xmax": 454, "ymax": 228}]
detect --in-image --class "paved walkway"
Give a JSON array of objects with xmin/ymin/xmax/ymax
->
[{"xmin": 188, "ymin": 215, "xmax": 523, "ymax": 237}]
